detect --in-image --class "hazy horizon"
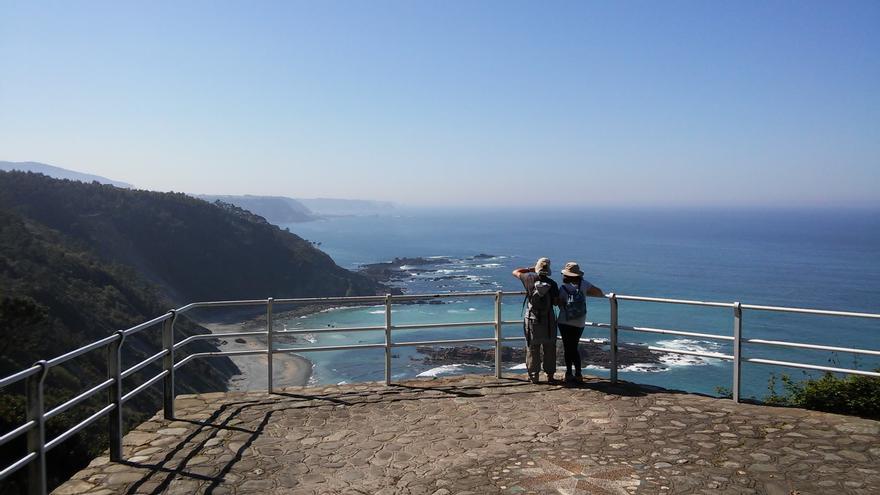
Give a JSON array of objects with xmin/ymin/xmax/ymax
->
[{"xmin": 2, "ymin": 2, "xmax": 878, "ymax": 208}]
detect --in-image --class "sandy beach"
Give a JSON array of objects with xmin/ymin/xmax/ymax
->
[{"xmin": 202, "ymin": 321, "xmax": 313, "ymax": 391}]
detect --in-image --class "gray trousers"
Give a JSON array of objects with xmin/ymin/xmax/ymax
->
[{"xmin": 524, "ymin": 317, "xmax": 556, "ymax": 376}]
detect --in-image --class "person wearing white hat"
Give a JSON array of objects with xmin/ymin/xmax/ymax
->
[
  {"xmin": 556, "ymin": 261, "xmax": 604, "ymax": 383},
  {"xmin": 512, "ymin": 257, "xmax": 560, "ymax": 384}
]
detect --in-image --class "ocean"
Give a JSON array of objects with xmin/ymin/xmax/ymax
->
[{"xmin": 278, "ymin": 208, "xmax": 880, "ymax": 400}]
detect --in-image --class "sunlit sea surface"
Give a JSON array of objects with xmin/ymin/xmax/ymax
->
[{"xmin": 279, "ymin": 208, "xmax": 880, "ymax": 399}]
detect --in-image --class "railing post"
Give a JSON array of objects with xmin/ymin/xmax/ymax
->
[
  {"xmin": 107, "ymin": 331, "xmax": 126, "ymax": 462},
  {"xmin": 267, "ymin": 297, "xmax": 274, "ymax": 393},
  {"xmin": 26, "ymin": 360, "xmax": 48, "ymax": 495},
  {"xmin": 162, "ymin": 311, "xmax": 176, "ymax": 419},
  {"xmin": 732, "ymin": 302, "xmax": 742, "ymax": 403},
  {"xmin": 609, "ymin": 293, "xmax": 618, "ymax": 383},
  {"xmin": 494, "ymin": 291, "xmax": 503, "ymax": 379},
  {"xmin": 384, "ymin": 294, "xmax": 392, "ymax": 386}
]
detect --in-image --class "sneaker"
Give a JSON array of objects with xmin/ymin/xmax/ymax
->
[
  {"xmin": 564, "ymin": 372, "xmax": 575, "ymax": 383},
  {"xmin": 546, "ymin": 374, "xmax": 557, "ymax": 384},
  {"xmin": 575, "ymin": 374, "xmax": 584, "ymax": 383},
  {"xmin": 528, "ymin": 373, "xmax": 540, "ymax": 384}
]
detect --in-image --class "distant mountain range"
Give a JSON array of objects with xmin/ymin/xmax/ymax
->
[
  {"xmin": 0, "ymin": 160, "xmax": 133, "ymax": 188},
  {"xmin": 297, "ymin": 197, "xmax": 395, "ymax": 216},
  {"xmin": 1, "ymin": 161, "xmax": 396, "ymax": 224},
  {"xmin": 196, "ymin": 194, "xmax": 319, "ymax": 223},
  {"xmin": 196, "ymin": 195, "xmax": 396, "ymax": 224}
]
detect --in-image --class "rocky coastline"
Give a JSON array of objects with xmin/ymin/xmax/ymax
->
[
  {"xmin": 417, "ymin": 341, "xmax": 668, "ymax": 371},
  {"xmin": 358, "ymin": 254, "xmax": 498, "ymax": 283}
]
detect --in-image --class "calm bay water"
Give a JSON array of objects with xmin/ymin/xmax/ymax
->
[{"xmin": 280, "ymin": 208, "xmax": 880, "ymax": 399}]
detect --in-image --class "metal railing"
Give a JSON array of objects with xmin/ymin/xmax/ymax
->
[{"xmin": 1, "ymin": 290, "xmax": 878, "ymax": 494}]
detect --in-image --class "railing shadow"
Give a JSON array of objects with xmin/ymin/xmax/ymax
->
[{"xmin": 116, "ymin": 375, "xmax": 714, "ymax": 493}]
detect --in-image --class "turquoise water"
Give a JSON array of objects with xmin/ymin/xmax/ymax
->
[{"xmin": 278, "ymin": 208, "xmax": 880, "ymax": 399}]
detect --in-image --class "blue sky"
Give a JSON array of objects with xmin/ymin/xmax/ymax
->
[{"xmin": 1, "ymin": 1, "xmax": 878, "ymax": 207}]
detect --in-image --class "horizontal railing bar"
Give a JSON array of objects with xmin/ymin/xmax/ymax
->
[
  {"xmin": 175, "ymin": 331, "xmax": 268, "ymax": 349},
  {"xmin": 275, "ymin": 326, "xmax": 386, "ymax": 335},
  {"xmin": 740, "ymin": 304, "xmax": 880, "ymax": 319},
  {"xmin": 121, "ymin": 349, "xmax": 169, "ymax": 379},
  {"xmin": 745, "ymin": 339, "xmax": 880, "ymax": 356},
  {"xmin": 392, "ymin": 337, "xmax": 497, "ymax": 347},
  {"xmin": 392, "ymin": 321, "xmax": 494, "ymax": 330},
  {"xmin": 0, "ymin": 365, "xmax": 42, "ymax": 389},
  {"xmin": 121, "ymin": 370, "xmax": 168, "ymax": 404},
  {"xmin": 172, "ymin": 354, "xmax": 197, "ymax": 370},
  {"xmin": 173, "ymin": 335, "xmax": 198, "ymax": 349},
  {"xmin": 501, "ymin": 337, "xmax": 526, "ymax": 342},
  {"xmin": 173, "ymin": 349, "xmax": 267, "ymax": 370},
  {"xmin": 45, "ymin": 403, "xmax": 116, "ymax": 452},
  {"xmin": 646, "ymin": 346, "xmax": 734, "ymax": 360},
  {"xmin": 620, "ymin": 325, "xmax": 734, "ymax": 341},
  {"xmin": 392, "ymin": 292, "xmax": 501, "ymax": 301},
  {"xmin": 615, "ymin": 295, "xmax": 734, "ymax": 308},
  {"xmin": 185, "ymin": 299, "xmax": 269, "ymax": 309},
  {"xmin": 46, "ymin": 333, "xmax": 121, "ymax": 368},
  {"xmin": 175, "ymin": 302, "xmax": 199, "ymax": 314},
  {"xmin": 0, "ymin": 452, "xmax": 37, "ymax": 481},
  {"xmin": 745, "ymin": 358, "xmax": 880, "ymax": 377},
  {"xmin": 122, "ymin": 312, "xmax": 173, "ymax": 336},
  {"xmin": 274, "ymin": 295, "xmax": 388, "ymax": 304},
  {"xmin": 0, "ymin": 420, "xmax": 35, "ymax": 448},
  {"xmin": 500, "ymin": 320, "xmax": 609, "ymax": 328},
  {"xmin": 275, "ymin": 343, "xmax": 387, "ymax": 353},
  {"xmin": 174, "ymin": 292, "xmax": 549, "ymax": 312},
  {"xmin": 585, "ymin": 322, "xmax": 611, "ymax": 328},
  {"xmin": 44, "ymin": 378, "xmax": 114, "ymax": 421}
]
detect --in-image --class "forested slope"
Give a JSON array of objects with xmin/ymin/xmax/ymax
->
[{"xmin": 0, "ymin": 171, "xmax": 384, "ymax": 491}]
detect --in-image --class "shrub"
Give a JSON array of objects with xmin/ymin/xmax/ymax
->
[{"xmin": 764, "ymin": 371, "xmax": 880, "ymax": 419}]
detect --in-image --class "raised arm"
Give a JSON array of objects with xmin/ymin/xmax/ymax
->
[
  {"xmin": 512, "ymin": 267, "xmax": 534, "ymax": 278},
  {"xmin": 586, "ymin": 285, "xmax": 605, "ymax": 297}
]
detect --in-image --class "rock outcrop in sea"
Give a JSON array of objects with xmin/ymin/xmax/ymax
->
[{"xmin": 417, "ymin": 341, "xmax": 667, "ymax": 371}]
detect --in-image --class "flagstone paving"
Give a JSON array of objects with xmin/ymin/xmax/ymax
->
[{"xmin": 55, "ymin": 374, "xmax": 879, "ymax": 494}]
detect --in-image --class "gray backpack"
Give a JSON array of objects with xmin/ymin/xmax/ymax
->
[
  {"xmin": 561, "ymin": 281, "xmax": 587, "ymax": 321},
  {"xmin": 524, "ymin": 277, "xmax": 554, "ymax": 320}
]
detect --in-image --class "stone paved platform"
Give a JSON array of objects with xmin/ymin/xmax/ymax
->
[{"xmin": 55, "ymin": 375, "xmax": 879, "ymax": 494}]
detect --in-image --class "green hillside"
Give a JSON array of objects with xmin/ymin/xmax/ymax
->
[
  {"xmin": 0, "ymin": 170, "xmax": 385, "ymax": 492},
  {"xmin": 0, "ymin": 171, "xmax": 383, "ymax": 302},
  {"xmin": 0, "ymin": 207, "xmax": 238, "ymax": 492}
]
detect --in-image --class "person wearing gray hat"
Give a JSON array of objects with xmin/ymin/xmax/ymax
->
[
  {"xmin": 512, "ymin": 257, "xmax": 560, "ymax": 384},
  {"xmin": 557, "ymin": 261, "xmax": 605, "ymax": 383}
]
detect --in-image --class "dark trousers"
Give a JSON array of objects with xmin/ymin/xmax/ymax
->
[{"xmin": 558, "ymin": 324, "xmax": 584, "ymax": 375}]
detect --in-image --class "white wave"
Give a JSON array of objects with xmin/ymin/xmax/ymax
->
[
  {"xmin": 417, "ymin": 364, "xmax": 466, "ymax": 377},
  {"xmin": 508, "ymin": 363, "xmax": 527, "ymax": 370},
  {"xmin": 368, "ymin": 310, "xmax": 385, "ymax": 314},
  {"xmin": 653, "ymin": 338, "xmax": 726, "ymax": 366},
  {"xmin": 314, "ymin": 305, "xmax": 362, "ymax": 314},
  {"xmin": 658, "ymin": 354, "xmax": 706, "ymax": 367},
  {"xmin": 582, "ymin": 365, "xmax": 607, "ymax": 371},
  {"xmin": 655, "ymin": 338, "xmax": 722, "ymax": 352},
  {"xmin": 416, "ymin": 363, "xmax": 490, "ymax": 377},
  {"xmin": 619, "ymin": 363, "xmax": 668, "ymax": 373},
  {"xmin": 301, "ymin": 334, "xmax": 318, "ymax": 344},
  {"xmin": 468, "ymin": 307, "xmax": 477, "ymax": 311},
  {"xmin": 474, "ymin": 263, "xmax": 501, "ymax": 268}
]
